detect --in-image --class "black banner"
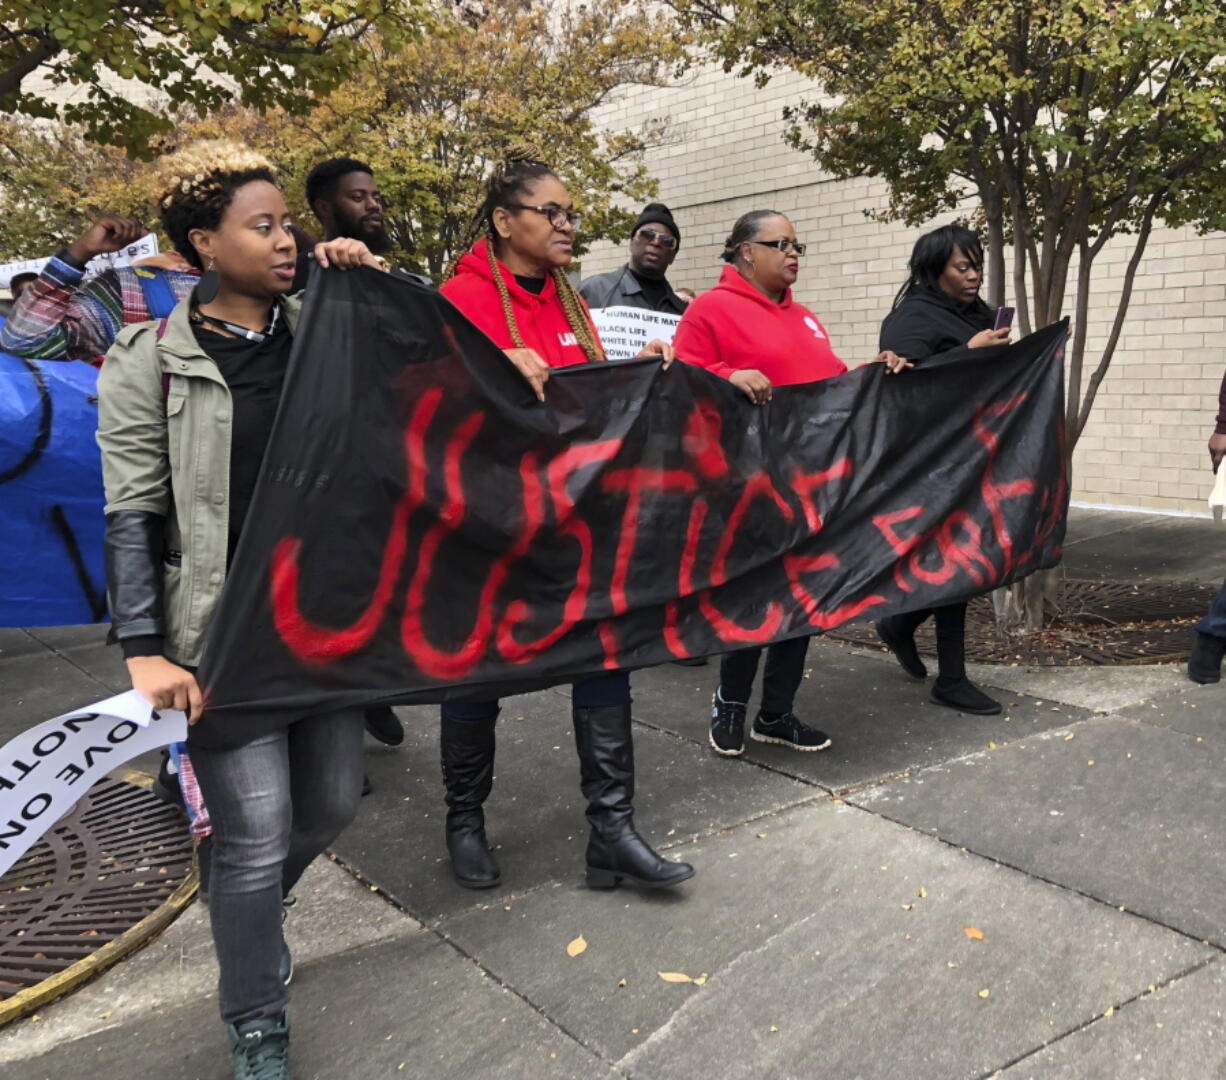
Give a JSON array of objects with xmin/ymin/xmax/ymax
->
[{"xmin": 200, "ymin": 268, "xmax": 1067, "ymax": 715}]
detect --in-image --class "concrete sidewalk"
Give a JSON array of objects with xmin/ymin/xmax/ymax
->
[{"xmin": 1, "ymin": 508, "xmax": 1224, "ymax": 1080}]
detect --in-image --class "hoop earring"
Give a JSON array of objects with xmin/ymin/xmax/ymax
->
[{"xmin": 196, "ymin": 257, "xmax": 220, "ymax": 304}]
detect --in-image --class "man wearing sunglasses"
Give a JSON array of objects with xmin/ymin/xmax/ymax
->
[{"xmin": 580, "ymin": 203, "xmax": 689, "ymax": 315}]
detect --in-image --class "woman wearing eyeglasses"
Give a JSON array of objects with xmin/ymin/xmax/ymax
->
[
  {"xmin": 435, "ymin": 150, "xmax": 693, "ymax": 895},
  {"xmin": 674, "ymin": 209, "xmax": 907, "ymax": 759}
]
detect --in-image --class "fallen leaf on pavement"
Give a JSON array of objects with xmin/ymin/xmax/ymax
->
[
  {"xmin": 617, "ymin": 978, "xmax": 627, "ymax": 988},
  {"xmin": 964, "ymin": 927, "xmax": 985, "ymax": 941},
  {"xmin": 566, "ymin": 936, "xmax": 588, "ymax": 957},
  {"xmin": 659, "ymin": 971, "xmax": 693, "ymax": 983},
  {"xmin": 979, "ymin": 989, "xmax": 991, "ymax": 999},
  {"xmin": 918, "ymin": 887, "xmax": 928, "ymax": 899},
  {"xmin": 693, "ymin": 974, "xmax": 709, "ymax": 986}
]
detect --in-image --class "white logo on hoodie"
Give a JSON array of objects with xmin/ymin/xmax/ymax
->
[
  {"xmin": 559, "ymin": 332, "xmax": 578, "ymax": 347},
  {"xmin": 803, "ymin": 316, "xmax": 827, "ymax": 340}
]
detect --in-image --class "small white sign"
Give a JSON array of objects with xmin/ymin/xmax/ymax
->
[
  {"xmin": 0, "ymin": 233, "xmax": 161, "ymax": 291},
  {"xmin": 591, "ymin": 305, "xmax": 682, "ymax": 361},
  {"xmin": 0, "ymin": 690, "xmax": 186, "ymax": 877}
]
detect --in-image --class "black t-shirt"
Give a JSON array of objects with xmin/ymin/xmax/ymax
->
[
  {"xmin": 514, "ymin": 274, "xmax": 546, "ymax": 295},
  {"xmin": 192, "ymin": 316, "xmax": 293, "ymax": 563}
]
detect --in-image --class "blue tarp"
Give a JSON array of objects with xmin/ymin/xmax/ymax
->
[{"xmin": 0, "ymin": 322, "xmax": 107, "ymax": 626}]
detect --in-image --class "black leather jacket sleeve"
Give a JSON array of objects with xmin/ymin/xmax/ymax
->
[{"xmin": 104, "ymin": 509, "xmax": 166, "ymax": 649}]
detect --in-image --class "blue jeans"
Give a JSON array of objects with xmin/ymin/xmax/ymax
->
[
  {"xmin": 190, "ymin": 710, "xmax": 365, "ymax": 1025},
  {"xmin": 1198, "ymin": 580, "xmax": 1226, "ymax": 638},
  {"xmin": 441, "ymin": 671, "xmax": 631, "ymax": 721}
]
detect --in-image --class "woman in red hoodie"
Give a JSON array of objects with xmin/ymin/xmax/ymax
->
[
  {"xmin": 674, "ymin": 209, "xmax": 906, "ymax": 759},
  {"xmin": 435, "ymin": 151, "xmax": 692, "ymax": 894}
]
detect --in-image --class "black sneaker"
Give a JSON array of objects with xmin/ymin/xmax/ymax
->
[
  {"xmin": 751, "ymin": 711, "xmax": 832, "ymax": 751},
  {"xmin": 673, "ymin": 656, "xmax": 709, "ymax": 667},
  {"xmin": 709, "ymin": 689, "xmax": 747, "ymax": 756},
  {"xmin": 875, "ymin": 618, "xmax": 927, "ymax": 679},
  {"xmin": 930, "ymin": 677, "xmax": 1002, "ymax": 715}
]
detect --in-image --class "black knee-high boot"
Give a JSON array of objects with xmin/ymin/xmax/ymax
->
[
  {"xmin": 572, "ymin": 705, "xmax": 695, "ymax": 889},
  {"xmin": 440, "ymin": 714, "xmax": 501, "ymax": 889}
]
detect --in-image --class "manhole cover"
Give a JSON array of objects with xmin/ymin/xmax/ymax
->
[
  {"xmin": 828, "ymin": 579, "xmax": 1218, "ymax": 666},
  {"xmin": 0, "ymin": 770, "xmax": 196, "ymax": 1023}
]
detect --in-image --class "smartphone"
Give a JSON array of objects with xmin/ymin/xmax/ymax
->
[{"xmin": 993, "ymin": 306, "xmax": 1015, "ymax": 331}]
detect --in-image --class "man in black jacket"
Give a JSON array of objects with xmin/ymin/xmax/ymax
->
[{"xmin": 580, "ymin": 203, "xmax": 689, "ymax": 315}]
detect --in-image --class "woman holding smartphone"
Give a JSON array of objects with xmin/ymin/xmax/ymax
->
[{"xmin": 874, "ymin": 223, "xmax": 1011, "ymax": 716}]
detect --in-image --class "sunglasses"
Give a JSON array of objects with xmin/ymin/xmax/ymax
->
[
  {"xmin": 751, "ymin": 239, "xmax": 807, "ymax": 256},
  {"xmin": 636, "ymin": 228, "xmax": 677, "ymax": 249}
]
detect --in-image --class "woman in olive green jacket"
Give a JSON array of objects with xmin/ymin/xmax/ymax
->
[{"xmin": 97, "ymin": 140, "xmax": 383, "ymax": 1080}]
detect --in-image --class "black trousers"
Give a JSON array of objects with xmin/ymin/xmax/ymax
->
[
  {"xmin": 719, "ymin": 636, "xmax": 810, "ymax": 715},
  {"xmin": 884, "ymin": 601, "xmax": 967, "ymax": 680}
]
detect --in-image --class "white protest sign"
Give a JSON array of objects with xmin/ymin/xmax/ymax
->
[
  {"xmin": 0, "ymin": 691, "xmax": 186, "ymax": 877},
  {"xmin": 590, "ymin": 305, "xmax": 682, "ymax": 361},
  {"xmin": 0, "ymin": 233, "xmax": 161, "ymax": 291}
]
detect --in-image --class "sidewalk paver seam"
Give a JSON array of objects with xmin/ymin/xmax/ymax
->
[
  {"xmin": 1059, "ymin": 516, "xmax": 1165, "ymax": 549},
  {"xmin": 333, "ymin": 789, "xmax": 831, "ymax": 931},
  {"xmin": 629, "ymin": 713, "xmax": 844, "ymax": 792},
  {"xmin": 973, "ymin": 953, "xmax": 1223, "ymax": 1080},
  {"xmin": 840, "ymin": 793, "xmax": 1226, "ymax": 955},
  {"xmin": 20, "ymin": 627, "xmax": 117, "ymax": 695},
  {"xmin": 323, "ymin": 849, "xmax": 633, "ymax": 1076},
  {"xmin": 830, "ymin": 710, "xmax": 1165, "ymax": 801},
  {"xmin": 615, "ymin": 907, "xmax": 823, "ymax": 1075}
]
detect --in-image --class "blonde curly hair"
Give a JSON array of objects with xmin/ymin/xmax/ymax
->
[{"xmin": 153, "ymin": 140, "xmax": 278, "ymax": 269}]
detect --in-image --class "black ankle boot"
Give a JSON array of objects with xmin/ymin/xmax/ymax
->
[
  {"xmin": 876, "ymin": 615, "xmax": 927, "ymax": 679},
  {"xmin": 440, "ymin": 713, "xmax": 501, "ymax": 889},
  {"xmin": 1188, "ymin": 631, "xmax": 1226, "ymax": 684},
  {"xmin": 572, "ymin": 705, "xmax": 695, "ymax": 890}
]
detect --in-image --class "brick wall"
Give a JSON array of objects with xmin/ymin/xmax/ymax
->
[{"xmin": 582, "ymin": 66, "xmax": 1226, "ymax": 516}]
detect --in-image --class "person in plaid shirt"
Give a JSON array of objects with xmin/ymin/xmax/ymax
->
[{"xmin": 0, "ymin": 215, "xmax": 199, "ymax": 366}]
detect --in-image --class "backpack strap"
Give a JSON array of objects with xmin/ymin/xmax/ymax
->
[{"xmin": 134, "ymin": 267, "xmax": 180, "ymax": 320}]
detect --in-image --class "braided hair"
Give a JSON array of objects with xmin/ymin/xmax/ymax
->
[
  {"xmin": 153, "ymin": 140, "xmax": 278, "ymax": 270},
  {"xmin": 470, "ymin": 147, "xmax": 604, "ymax": 363}
]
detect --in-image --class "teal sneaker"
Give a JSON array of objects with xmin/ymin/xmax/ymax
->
[{"xmin": 228, "ymin": 1015, "xmax": 290, "ymax": 1080}]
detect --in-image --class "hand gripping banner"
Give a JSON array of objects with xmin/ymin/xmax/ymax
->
[{"xmin": 200, "ymin": 268, "xmax": 1068, "ymax": 718}]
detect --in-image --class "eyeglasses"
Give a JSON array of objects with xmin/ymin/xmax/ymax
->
[
  {"xmin": 751, "ymin": 239, "xmax": 807, "ymax": 256},
  {"xmin": 507, "ymin": 204, "xmax": 583, "ymax": 230},
  {"xmin": 635, "ymin": 228, "xmax": 677, "ymax": 249}
]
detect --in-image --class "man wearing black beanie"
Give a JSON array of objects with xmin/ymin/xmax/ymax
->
[{"xmin": 580, "ymin": 202, "xmax": 689, "ymax": 314}]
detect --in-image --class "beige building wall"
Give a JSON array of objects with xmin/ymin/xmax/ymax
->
[{"xmin": 582, "ymin": 66, "xmax": 1226, "ymax": 516}]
